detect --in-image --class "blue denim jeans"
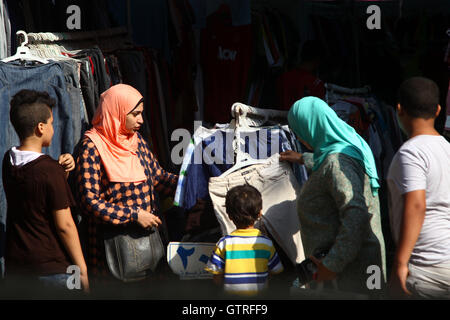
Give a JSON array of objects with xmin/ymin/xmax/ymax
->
[
  {"xmin": 0, "ymin": 60, "xmax": 74, "ymax": 276},
  {"xmin": 38, "ymin": 273, "xmax": 72, "ymax": 290},
  {"xmin": 56, "ymin": 59, "xmax": 89, "ymax": 146}
]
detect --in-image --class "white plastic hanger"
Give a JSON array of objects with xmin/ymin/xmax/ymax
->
[
  {"xmin": 219, "ymin": 141, "xmax": 268, "ymax": 177},
  {"xmin": 2, "ymin": 31, "xmax": 49, "ymax": 64},
  {"xmin": 219, "ymin": 103, "xmax": 268, "ymax": 177}
]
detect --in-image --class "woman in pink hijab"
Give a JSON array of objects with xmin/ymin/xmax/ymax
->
[{"xmin": 75, "ymin": 84, "xmax": 178, "ymax": 284}]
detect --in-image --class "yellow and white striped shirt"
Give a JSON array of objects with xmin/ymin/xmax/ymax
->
[{"xmin": 205, "ymin": 228, "xmax": 283, "ymax": 296}]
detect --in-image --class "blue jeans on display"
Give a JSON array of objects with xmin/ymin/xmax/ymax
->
[
  {"xmin": 0, "ymin": 60, "xmax": 74, "ymax": 276},
  {"xmin": 57, "ymin": 60, "xmax": 89, "ymax": 147}
]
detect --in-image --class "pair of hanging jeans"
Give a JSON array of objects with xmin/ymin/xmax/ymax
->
[
  {"xmin": 0, "ymin": 61, "xmax": 74, "ymax": 157},
  {"xmin": 77, "ymin": 58, "xmax": 96, "ymax": 122},
  {"xmin": 208, "ymin": 154, "xmax": 305, "ymax": 265},
  {"xmin": 56, "ymin": 59, "xmax": 89, "ymax": 147}
]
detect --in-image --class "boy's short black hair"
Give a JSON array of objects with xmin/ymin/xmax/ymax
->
[
  {"xmin": 10, "ymin": 89, "xmax": 55, "ymax": 141},
  {"xmin": 225, "ymin": 184, "xmax": 262, "ymax": 229},
  {"xmin": 398, "ymin": 77, "xmax": 440, "ymax": 119}
]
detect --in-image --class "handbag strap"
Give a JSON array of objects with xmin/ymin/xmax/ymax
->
[
  {"xmin": 136, "ymin": 143, "xmax": 156, "ymax": 213},
  {"xmin": 136, "ymin": 142, "xmax": 170, "ymax": 245}
]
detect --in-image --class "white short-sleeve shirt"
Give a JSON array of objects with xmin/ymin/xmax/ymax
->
[{"xmin": 387, "ymin": 135, "xmax": 450, "ymax": 266}]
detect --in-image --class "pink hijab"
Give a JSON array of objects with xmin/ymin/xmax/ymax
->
[{"xmin": 84, "ymin": 84, "xmax": 147, "ymax": 183}]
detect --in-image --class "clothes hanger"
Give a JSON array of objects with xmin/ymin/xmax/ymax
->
[
  {"xmin": 219, "ymin": 103, "xmax": 269, "ymax": 177},
  {"xmin": 2, "ymin": 31, "xmax": 49, "ymax": 64}
]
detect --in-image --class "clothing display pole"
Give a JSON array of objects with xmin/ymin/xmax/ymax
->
[
  {"xmin": 325, "ymin": 83, "xmax": 371, "ymax": 95},
  {"xmin": 231, "ymin": 102, "xmax": 288, "ymax": 123},
  {"xmin": 26, "ymin": 27, "xmax": 129, "ymax": 44}
]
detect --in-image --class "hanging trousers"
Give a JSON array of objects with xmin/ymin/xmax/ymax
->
[{"xmin": 208, "ymin": 154, "xmax": 305, "ymax": 265}]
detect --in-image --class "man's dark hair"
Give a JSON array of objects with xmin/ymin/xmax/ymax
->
[
  {"xmin": 10, "ymin": 89, "xmax": 55, "ymax": 141},
  {"xmin": 225, "ymin": 184, "xmax": 262, "ymax": 229},
  {"xmin": 398, "ymin": 77, "xmax": 440, "ymax": 119}
]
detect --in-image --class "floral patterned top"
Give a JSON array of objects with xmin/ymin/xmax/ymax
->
[
  {"xmin": 75, "ymin": 133, "xmax": 178, "ymax": 276},
  {"xmin": 299, "ymin": 152, "xmax": 386, "ymax": 294}
]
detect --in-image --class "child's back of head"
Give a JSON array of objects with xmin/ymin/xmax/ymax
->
[
  {"xmin": 225, "ymin": 184, "xmax": 262, "ymax": 229},
  {"xmin": 10, "ymin": 89, "xmax": 55, "ymax": 141}
]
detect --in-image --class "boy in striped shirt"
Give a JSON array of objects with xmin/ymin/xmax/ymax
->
[{"xmin": 205, "ymin": 185, "xmax": 284, "ymax": 296}]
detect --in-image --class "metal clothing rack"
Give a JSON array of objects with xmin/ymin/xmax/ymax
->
[
  {"xmin": 21, "ymin": 26, "xmax": 132, "ymax": 54},
  {"xmin": 220, "ymin": 102, "xmax": 289, "ymax": 178},
  {"xmin": 325, "ymin": 83, "xmax": 371, "ymax": 96},
  {"xmin": 231, "ymin": 102, "xmax": 288, "ymax": 127},
  {"xmin": 25, "ymin": 27, "xmax": 129, "ymax": 44},
  {"xmin": 18, "ymin": 0, "xmax": 132, "ymax": 50},
  {"xmin": 325, "ymin": 83, "xmax": 372, "ymax": 106}
]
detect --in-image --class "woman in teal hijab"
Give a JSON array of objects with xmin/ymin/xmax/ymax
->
[{"xmin": 281, "ymin": 97, "xmax": 386, "ymax": 296}]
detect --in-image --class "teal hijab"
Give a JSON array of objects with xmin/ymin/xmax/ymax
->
[{"xmin": 288, "ymin": 96, "xmax": 380, "ymax": 195}]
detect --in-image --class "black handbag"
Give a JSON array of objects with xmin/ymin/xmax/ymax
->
[
  {"xmin": 103, "ymin": 147, "xmax": 165, "ymax": 282},
  {"xmin": 103, "ymin": 223, "xmax": 165, "ymax": 282}
]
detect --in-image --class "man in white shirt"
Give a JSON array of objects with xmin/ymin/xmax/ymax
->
[{"xmin": 387, "ymin": 77, "xmax": 450, "ymax": 299}]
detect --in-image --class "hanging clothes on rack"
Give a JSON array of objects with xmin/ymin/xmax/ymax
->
[
  {"xmin": 0, "ymin": 33, "xmax": 75, "ymax": 159},
  {"xmin": 26, "ymin": 31, "xmax": 118, "ymax": 124},
  {"xmin": 208, "ymin": 153, "xmax": 305, "ymax": 266},
  {"xmin": 175, "ymin": 123, "xmax": 293, "ymax": 210},
  {"xmin": 200, "ymin": 4, "xmax": 253, "ymax": 124},
  {"xmin": 276, "ymin": 67, "xmax": 326, "ymax": 111},
  {"xmin": 176, "ymin": 103, "xmax": 307, "ymax": 273},
  {"xmin": 207, "ymin": 104, "xmax": 306, "ymax": 271},
  {"xmin": 56, "ymin": 59, "xmax": 90, "ymax": 148},
  {"xmin": 325, "ymin": 83, "xmax": 403, "ymax": 180},
  {"xmin": 23, "ymin": 28, "xmax": 177, "ymax": 171},
  {"xmin": 72, "ymin": 47, "xmax": 111, "ymax": 111}
]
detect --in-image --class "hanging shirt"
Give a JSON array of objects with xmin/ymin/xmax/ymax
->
[
  {"xmin": 276, "ymin": 68, "xmax": 325, "ymax": 110},
  {"xmin": 200, "ymin": 6, "xmax": 253, "ymax": 124},
  {"xmin": 330, "ymin": 100, "xmax": 371, "ymax": 137},
  {"xmin": 174, "ymin": 125, "xmax": 295, "ymax": 210}
]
